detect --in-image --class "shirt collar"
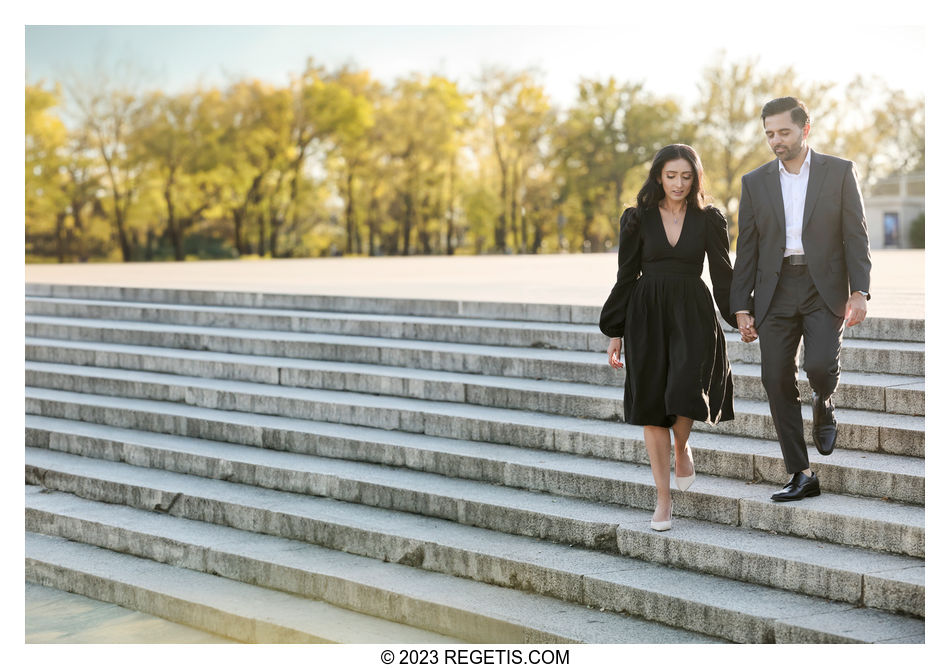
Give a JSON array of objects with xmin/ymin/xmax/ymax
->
[{"xmin": 779, "ymin": 147, "xmax": 811, "ymax": 176}]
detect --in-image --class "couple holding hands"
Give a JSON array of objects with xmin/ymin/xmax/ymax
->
[{"xmin": 600, "ymin": 96, "xmax": 872, "ymax": 531}]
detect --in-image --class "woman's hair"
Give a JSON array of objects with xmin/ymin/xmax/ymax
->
[{"xmin": 632, "ymin": 144, "xmax": 709, "ymax": 215}]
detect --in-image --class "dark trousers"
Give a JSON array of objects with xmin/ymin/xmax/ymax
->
[{"xmin": 757, "ymin": 264, "xmax": 845, "ymax": 473}]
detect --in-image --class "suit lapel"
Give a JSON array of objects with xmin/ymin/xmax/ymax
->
[
  {"xmin": 764, "ymin": 159, "xmax": 786, "ymax": 234},
  {"xmin": 802, "ymin": 150, "xmax": 828, "ymax": 232}
]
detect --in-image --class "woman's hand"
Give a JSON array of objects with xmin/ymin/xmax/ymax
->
[
  {"xmin": 607, "ymin": 337, "xmax": 624, "ymax": 369},
  {"xmin": 737, "ymin": 312, "xmax": 758, "ymax": 343}
]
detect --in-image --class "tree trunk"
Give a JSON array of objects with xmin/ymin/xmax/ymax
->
[
  {"xmin": 368, "ymin": 194, "xmax": 379, "ymax": 256},
  {"xmin": 521, "ymin": 165, "xmax": 531, "ymax": 254},
  {"xmin": 402, "ymin": 191, "xmax": 413, "ymax": 256},
  {"xmin": 55, "ymin": 211, "xmax": 67, "ymax": 263},
  {"xmin": 269, "ymin": 210, "xmax": 281, "ymax": 258},
  {"xmin": 532, "ymin": 216, "xmax": 543, "ymax": 254},
  {"xmin": 345, "ymin": 170, "xmax": 356, "ymax": 254},
  {"xmin": 145, "ymin": 229, "xmax": 155, "ymax": 261},
  {"xmin": 446, "ymin": 159, "xmax": 456, "ymax": 256},
  {"xmin": 71, "ymin": 199, "xmax": 88, "ymax": 262},
  {"xmin": 495, "ymin": 166, "xmax": 508, "ymax": 252},
  {"xmin": 232, "ymin": 208, "xmax": 245, "ymax": 256},
  {"xmin": 491, "ymin": 118, "xmax": 509, "ymax": 253},
  {"xmin": 418, "ymin": 189, "xmax": 433, "ymax": 255},
  {"xmin": 257, "ymin": 211, "xmax": 266, "ymax": 257},
  {"xmin": 164, "ymin": 182, "xmax": 185, "ymax": 261},
  {"xmin": 115, "ymin": 207, "xmax": 132, "ymax": 262}
]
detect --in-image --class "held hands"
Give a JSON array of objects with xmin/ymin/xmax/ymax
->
[
  {"xmin": 607, "ymin": 337, "xmax": 624, "ymax": 369},
  {"xmin": 736, "ymin": 313, "xmax": 758, "ymax": 343},
  {"xmin": 845, "ymin": 292, "xmax": 868, "ymax": 327}
]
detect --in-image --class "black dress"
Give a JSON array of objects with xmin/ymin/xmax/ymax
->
[{"xmin": 599, "ymin": 205, "xmax": 738, "ymax": 428}]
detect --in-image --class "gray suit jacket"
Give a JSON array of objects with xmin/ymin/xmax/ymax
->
[{"xmin": 730, "ymin": 150, "xmax": 871, "ymax": 323}]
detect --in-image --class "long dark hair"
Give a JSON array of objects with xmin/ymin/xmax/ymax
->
[{"xmin": 633, "ymin": 144, "xmax": 709, "ymax": 215}]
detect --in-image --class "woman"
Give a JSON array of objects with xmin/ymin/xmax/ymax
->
[{"xmin": 599, "ymin": 144, "xmax": 743, "ymax": 531}]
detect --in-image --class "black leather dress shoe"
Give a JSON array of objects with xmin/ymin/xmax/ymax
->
[
  {"xmin": 812, "ymin": 392, "xmax": 838, "ymax": 456},
  {"xmin": 771, "ymin": 471, "xmax": 821, "ymax": 502}
]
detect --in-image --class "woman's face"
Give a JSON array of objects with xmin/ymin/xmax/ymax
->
[{"xmin": 657, "ymin": 157, "xmax": 694, "ymax": 205}]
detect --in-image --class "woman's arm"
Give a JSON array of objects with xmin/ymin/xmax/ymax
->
[
  {"xmin": 705, "ymin": 206, "xmax": 739, "ymax": 330},
  {"xmin": 599, "ymin": 207, "xmax": 642, "ymax": 338}
]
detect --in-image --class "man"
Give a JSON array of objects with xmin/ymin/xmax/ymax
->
[{"xmin": 731, "ymin": 97, "xmax": 871, "ymax": 502}]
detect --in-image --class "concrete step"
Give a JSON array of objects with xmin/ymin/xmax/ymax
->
[
  {"xmin": 23, "ymin": 383, "xmax": 923, "ymax": 507},
  {"xmin": 24, "ymin": 407, "xmax": 924, "ymax": 558},
  {"xmin": 24, "ymin": 471, "xmax": 923, "ymax": 643},
  {"xmin": 22, "ymin": 284, "xmax": 927, "ymax": 643},
  {"xmin": 725, "ymin": 333, "xmax": 924, "ymax": 377},
  {"xmin": 25, "ymin": 296, "xmax": 602, "ymax": 352},
  {"xmin": 25, "ymin": 306, "xmax": 925, "ymax": 378},
  {"xmin": 27, "ymin": 303, "xmax": 924, "ymax": 376},
  {"xmin": 22, "ymin": 354, "xmax": 924, "ymax": 504},
  {"xmin": 24, "ymin": 494, "xmax": 720, "ymax": 644},
  {"xmin": 24, "ymin": 421, "xmax": 924, "ymax": 617},
  {"xmin": 24, "ymin": 360, "xmax": 925, "ymax": 461},
  {"xmin": 25, "ymin": 337, "xmax": 924, "ymax": 417},
  {"xmin": 24, "ymin": 284, "xmax": 925, "ymax": 343},
  {"xmin": 729, "ymin": 363, "xmax": 923, "ymax": 417},
  {"xmin": 25, "ymin": 530, "xmax": 461, "ymax": 643}
]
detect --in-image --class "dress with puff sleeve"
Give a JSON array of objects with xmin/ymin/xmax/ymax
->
[
  {"xmin": 599, "ymin": 204, "xmax": 734, "ymax": 427},
  {"xmin": 599, "ymin": 207, "xmax": 642, "ymax": 338}
]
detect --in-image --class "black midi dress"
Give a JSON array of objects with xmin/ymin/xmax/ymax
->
[{"xmin": 599, "ymin": 205, "xmax": 738, "ymax": 427}]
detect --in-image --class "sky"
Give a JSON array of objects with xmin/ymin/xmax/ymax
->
[{"xmin": 25, "ymin": 22, "xmax": 927, "ymax": 110}]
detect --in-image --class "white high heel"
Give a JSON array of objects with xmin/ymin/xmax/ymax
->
[
  {"xmin": 675, "ymin": 445, "xmax": 696, "ymax": 492},
  {"xmin": 650, "ymin": 506, "xmax": 672, "ymax": 532}
]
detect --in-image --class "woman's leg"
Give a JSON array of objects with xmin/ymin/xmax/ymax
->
[
  {"xmin": 671, "ymin": 415, "xmax": 695, "ymax": 478},
  {"xmin": 643, "ymin": 425, "xmax": 672, "ymax": 521}
]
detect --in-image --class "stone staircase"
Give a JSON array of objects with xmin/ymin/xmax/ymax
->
[{"xmin": 24, "ymin": 283, "xmax": 925, "ymax": 643}]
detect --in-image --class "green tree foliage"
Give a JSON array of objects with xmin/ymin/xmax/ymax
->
[
  {"xmin": 553, "ymin": 78, "xmax": 687, "ymax": 252},
  {"xmin": 25, "ymin": 57, "xmax": 925, "ymax": 262},
  {"xmin": 475, "ymin": 67, "xmax": 553, "ymax": 253}
]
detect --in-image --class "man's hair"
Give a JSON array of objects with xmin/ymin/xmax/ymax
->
[{"xmin": 761, "ymin": 97, "xmax": 810, "ymax": 128}]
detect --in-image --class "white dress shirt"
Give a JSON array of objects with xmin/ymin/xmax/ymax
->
[{"xmin": 779, "ymin": 148, "xmax": 811, "ymax": 257}]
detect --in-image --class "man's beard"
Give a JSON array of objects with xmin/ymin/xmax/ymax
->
[{"xmin": 774, "ymin": 142, "xmax": 804, "ymax": 160}]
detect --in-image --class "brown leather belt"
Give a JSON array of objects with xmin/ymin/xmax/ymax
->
[{"xmin": 783, "ymin": 255, "xmax": 807, "ymax": 266}]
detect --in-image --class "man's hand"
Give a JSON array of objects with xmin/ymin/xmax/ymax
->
[
  {"xmin": 607, "ymin": 337, "xmax": 624, "ymax": 369},
  {"xmin": 845, "ymin": 292, "xmax": 868, "ymax": 327},
  {"xmin": 737, "ymin": 312, "xmax": 758, "ymax": 343}
]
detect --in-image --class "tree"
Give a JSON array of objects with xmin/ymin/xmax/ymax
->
[
  {"xmin": 218, "ymin": 79, "xmax": 293, "ymax": 256},
  {"xmin": 820, "ymin": 75, "xmax": 924, "ymax": 186},
  {"xmin": 305, "ymin": 64, "xmax": 377, "ymax": 255},
  {"xmin": 475, "ymin": 67, "xmax": 553, "ymax": 253},
  {"xmin": 554, "ymin": 77, "xmax": 686, "ymax": 251},
  {"xmin": 26, "ymin": 83, "xmax": 69, "ymax": 260},
  {"xmin": 388, "ymin": 74, "xmax": 468, "ymax": 255},
  {"xmin": 64, "ymin": 73, "xmax": 148, "ymax": 261},
  {"xmin": 134, "ymin": 88, "xmax": 227, "ymax": 260},
  {"xmin": 692, "ymin": 56, "xmax": 786, "ymax": 242}
]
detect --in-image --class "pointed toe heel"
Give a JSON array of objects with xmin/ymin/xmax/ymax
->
[
  {"xmin": 650, "ymin": 503, "xmax": 673, "ymax": 531},
  {"xmin": 650, "ymin": 517, "xmax": 673, "ymax": 531},
  {"xmin": 675, "ymin": 445, "xmax": 696, "ymax": 491},
  {"xmin": 675, "ymin": 472, "xmax": 695, "ymax": 492}
]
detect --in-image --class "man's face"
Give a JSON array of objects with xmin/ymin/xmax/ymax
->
[{"xmin": 763, "ymin": 110, "xmax": 809, "ymax": 161}]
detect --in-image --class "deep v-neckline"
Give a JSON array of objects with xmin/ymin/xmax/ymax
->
[{"xmin": 658, "ymin": 206, "xmax": 687, "ymax": 249}]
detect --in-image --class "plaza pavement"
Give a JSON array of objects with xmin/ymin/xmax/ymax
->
[{"xmin": 25, "ymin": 249, "xmax": 924, "ymax": 319}]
